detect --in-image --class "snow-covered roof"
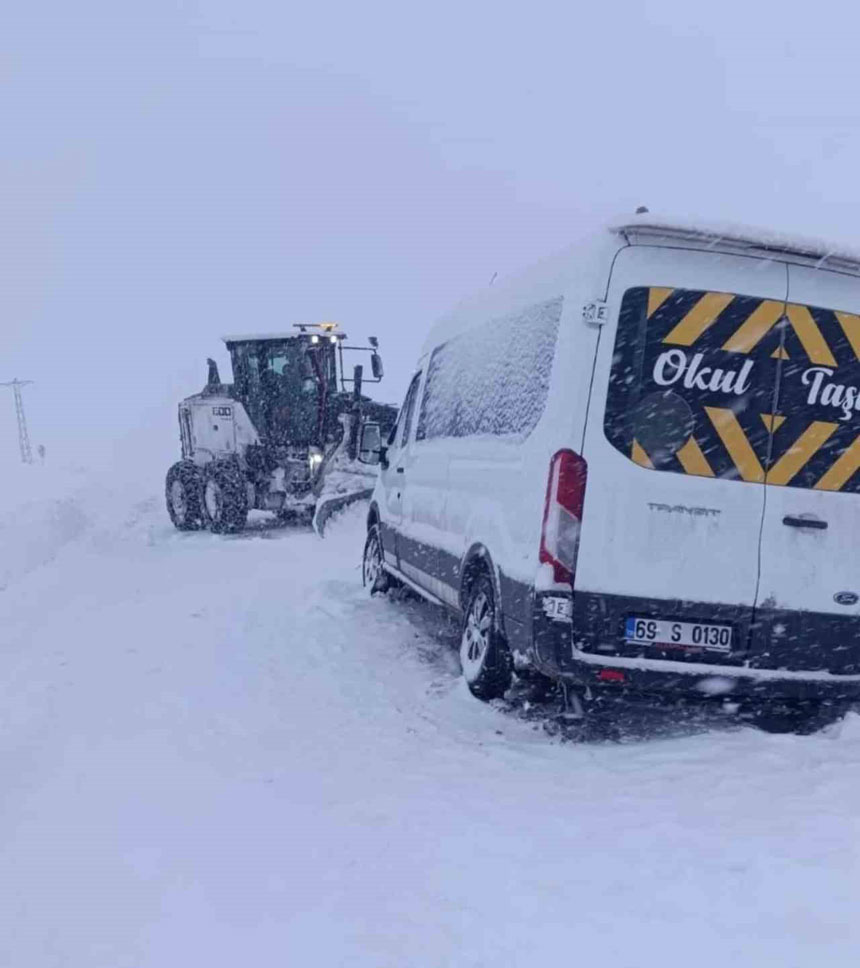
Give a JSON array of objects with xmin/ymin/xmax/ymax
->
[
  {"xmin": 420, "ymin": 213, "xmax": 860, "ymax": 358},
  {"xmin": 611, "ymin": 214, "xmax": 860, "ymax": 273},
  {"xmin": 420, "ymin": 231, "xmax": 615, "ymax": 357}
]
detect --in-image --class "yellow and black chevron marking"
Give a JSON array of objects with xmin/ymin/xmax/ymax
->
[
  {"xmin": 614, "ymin": 286, "xmax": 860, "ymax": 493},
  {"xmin": 632, "ymin": 416, "xmax": 860, "ymax": 491},
  {"xmin": 649, "ymin": 286, "xmax": 860, "ymax": 365}
]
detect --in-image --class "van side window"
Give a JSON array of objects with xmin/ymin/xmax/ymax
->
[
  {"xmin": 400, "ymin": 372, "xmax": 421, "ymax": 446},
  {"xmin": 416, "ymin": 296, "xmax": 563, "ymax": 441},
  {"xmin": 389, "ymin": 372, "xmax": 421, "ymax": 448}
]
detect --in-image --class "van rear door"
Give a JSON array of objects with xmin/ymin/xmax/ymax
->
[
  {"xmin": 573, "ymin": 245, "xmax": 786, "ymax": 665},
  {"xmin": 750, "ymin": 265, "xmax": 860, "ymax": 674}
]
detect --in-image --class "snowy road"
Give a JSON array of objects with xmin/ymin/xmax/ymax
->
[{"xmin": 2, "ymin": 467, "xmax": 860, "ymax": 967}]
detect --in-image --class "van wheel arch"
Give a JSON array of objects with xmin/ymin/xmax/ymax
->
[
  {"xmin": 366, "ymin": 502, "xmax": 380, "ymax": 531},
  {"xmin": 459, "ymin": 545, "xmax": 504, "ymax": 629},
  {"xmin": 458, "ymin": 550, "xmax": 513, "ymax": 700}
]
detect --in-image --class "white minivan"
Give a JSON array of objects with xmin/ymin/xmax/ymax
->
[{"xmin": 358, "ymin": 215, "xmax": 860, "ymax": 732}]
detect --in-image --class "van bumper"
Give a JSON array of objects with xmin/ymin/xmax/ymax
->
[
  {"xmin": 532, "ymin": 591, "xmax": 860, "ymax": 702},
  {"xmin": 566, "ymin": 647, "xmax": 860, "ymax": 703}
]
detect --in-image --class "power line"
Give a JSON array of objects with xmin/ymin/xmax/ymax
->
[{"xmin": 0, "ymin": 379, "xmax": 34, "ymax": 464}]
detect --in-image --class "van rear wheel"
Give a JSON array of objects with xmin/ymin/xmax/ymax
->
[
  {"xmin": 749, "ymin": 700, "xmax": 848, "ymax": 735},
  {"xmin": 460, "ymin": 574, "xmax": 512, "ymax": 701}
]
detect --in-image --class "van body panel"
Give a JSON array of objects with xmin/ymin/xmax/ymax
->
[
  {"xmin": 377, "ymin": 456, "xmax": 403, "ymax": 569},
  {"xmin": 433, "ymin": 286, "xmax": 603, "ymax": 636},
  {"xmin": 751, "ymin": 264, "xmax": 860, "ymax": 673},
  {"xmin": 400, "ymin": 282, "xmax": 606, "ymax": 618},
  {"xmin": 397, "ymin": 439, "xmax": 451, "ymax": 600},
  {"xmin": 573, "ymin": 245, "xmax": 789, "ymax": 663},
  {"xmin": 377, "ymin": 369, "xmax": 425, "ymax": 570}
]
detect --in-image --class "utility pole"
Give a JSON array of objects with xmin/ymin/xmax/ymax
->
[{"xmin": 1, "ymin": 379, "xmax": 34, "ymax": 464}]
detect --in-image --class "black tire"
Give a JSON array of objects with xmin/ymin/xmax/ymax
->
[
  {"xmin": 748, "ymin": 700, "xmax": 848, "ymax": 735},
  {"xmin": 514, "ymin": 664, "xmax": 558, "ymax": 701},
  {"xmin": 362, "ymin": 523, "xmax": 392, "ymax": 595},
  {"xmin": 201, "ymin": 461, "xmax": 249, "ymax": 534},
  {"xmin": 459, "ymin": 572, "xmax": 513, "ymax": 701},
  {"xmin": 165, "ymin": 461, "xmax": 204, "ymax": 531}
]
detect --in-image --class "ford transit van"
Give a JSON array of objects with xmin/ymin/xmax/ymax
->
[{"xmin": 359, "ymin": 215, "xmax": 860, "ymax": 732}]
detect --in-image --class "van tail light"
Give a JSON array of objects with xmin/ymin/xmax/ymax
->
[{"xmin": 540, "ymin": 449, "xmax": 588, "ymax": 585}]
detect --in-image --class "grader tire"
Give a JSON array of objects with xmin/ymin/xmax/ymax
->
[
  {"xmin": 201, "ymin": 462, "xmax": 249, "ymax": 534},
  {"xmin": 166, "ymin": 462, "xmax": 204, "ymax": 531}
]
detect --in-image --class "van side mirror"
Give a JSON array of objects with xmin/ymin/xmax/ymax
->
[
  {"xmin": 371, "ymin": 352, "xmax": 384, "ymax": 380},
  {"xmin": 358, "ymin": 422, "xmax": 387, "ymax": 467}
]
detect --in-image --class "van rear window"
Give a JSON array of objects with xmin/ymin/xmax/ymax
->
[{"xmin": 605, "ymin": 286, "xmax": 860, "ymax": 492}]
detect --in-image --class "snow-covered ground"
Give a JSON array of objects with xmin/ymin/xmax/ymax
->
[{"xmin": 2, "ymin": 460, "xmax": 860, "ymax": 967}]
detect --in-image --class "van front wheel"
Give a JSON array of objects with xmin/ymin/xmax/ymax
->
[
  {"xmin": 460, "ymin": 574, "xmax": 512, "ymax": 701},
  {"xmin": 362, "ymin": 524, "xmax": 391, "ymax": 595}
]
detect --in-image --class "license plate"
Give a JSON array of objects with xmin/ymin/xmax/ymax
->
[{"xmin": 625, "ymin": 617, "xmax": 732, "ymax": 653}]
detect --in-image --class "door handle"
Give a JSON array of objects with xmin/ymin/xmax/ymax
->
[
  {"xmin": 782, "ymin": 515, "xmax": 827, "ymax": 530},
  {"xmin": 396, "ymin": 467, "xmax": 405, "ymax": 474}
]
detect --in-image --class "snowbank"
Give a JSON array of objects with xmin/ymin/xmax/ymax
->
[
  {"xmin": 0, "ymin": 463, "xmax": 93, "ymax": 591},
  {"xmin": 1, "ymin": 457, "xmax": 859, "ymax": 967}
]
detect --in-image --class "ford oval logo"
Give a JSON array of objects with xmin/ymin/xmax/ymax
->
[{"xmin": 834, "ymin": 591, "xmax": 859, "ymax": 606}]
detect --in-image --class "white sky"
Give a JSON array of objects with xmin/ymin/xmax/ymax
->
[{"xmin": 3, "ymin": 0, "xmax": 860, "ymax": 467}]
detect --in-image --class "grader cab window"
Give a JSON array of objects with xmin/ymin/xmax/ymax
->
[{"xmin": 229, "ymin": 337, "xmax": 337, "ymax": 446}]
